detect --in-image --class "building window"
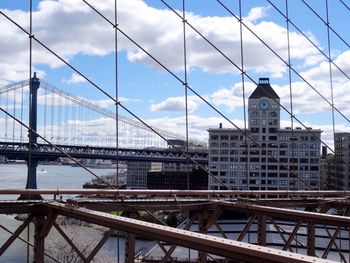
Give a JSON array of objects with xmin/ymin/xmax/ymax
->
[
  {"xmin": 230, "ymin": 135, "xmax": 239, "ymax": 140},
  {"xmin": 269, "ymin": 111, "xmax": 277, "ymax": 117},
  {"xmin": 220, "ymin": 135, "xmax": 229, "ymax": 140},
  {"xmin": 269, "ymin": 119, "xmax": 278, "ymax": 125},
  {"xmin": 220, "ymin": 142, "xmax": 229, "ymax": 148},
  {"xmin": 300, "ymin": 136, "xmax": 309, "ymax": 141},
  {"xmin": 250, "ymin": 111, "xmax": 258, "ymax": 117},
  {"xmin": 251, "ymin": 119, "xmax": 259, "ymax": 125},
  {"xmin": 279, "ymin": 135, "xmax": 288, "ymax": 141}
]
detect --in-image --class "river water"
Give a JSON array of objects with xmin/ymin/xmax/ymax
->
[{"xmin": 0, "ymin": 164, "xmax": 153, "ymax": 263}]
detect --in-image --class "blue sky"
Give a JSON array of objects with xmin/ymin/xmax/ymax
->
[{"xmin": 1, "ymin": 0, "xmax": 350, "ymax": 147}]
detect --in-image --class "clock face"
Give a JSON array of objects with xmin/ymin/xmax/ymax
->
[{"xmin": 259, "ymin": 99, "xmax": 270, "ymax": 110}]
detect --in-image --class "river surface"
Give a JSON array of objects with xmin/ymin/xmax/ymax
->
[{"xmin": 0, "ymin": 164, "xmax": 153, "ymax": 263}]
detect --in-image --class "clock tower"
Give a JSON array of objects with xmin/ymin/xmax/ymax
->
[{"xmin": 248, "ymin": 78, "xmax": 280, "ymax": 132}]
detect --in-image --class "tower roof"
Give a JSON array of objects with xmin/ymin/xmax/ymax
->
[{"xmin": 249, "ymin": 78, "xmax": 279, "ymax": 99}]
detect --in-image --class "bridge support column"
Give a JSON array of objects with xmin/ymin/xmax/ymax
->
[
  {"xmin": 26, "ymin": 159, "xmax": 38, "ymax": 189},
  {"xmin": 125, "ymin": 233, "xmax": 135, "ymax": 263},
  {"xmin": 22, "ymin": 73, "xmax": 41, "ymax": 200}
]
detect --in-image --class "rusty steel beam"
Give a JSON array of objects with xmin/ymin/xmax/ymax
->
[
  {"xmin": 237, "ymin": 215, "xmax": 256, "ymax": 242},
  {"xmin": 257, "ymin": 216, "xmax": 267, "ymax": 246},
  {"xmin": 307, "ymin": 222, "xmax": 315, "ymax": 256},
  {"xmin": 322, "ymin": 226, "xmax": 345, "ymax": 261},
  {"xmin": 125, "ymin": 233, "xmax": 135, "ymax": 263},
  {"xmin": 0, "ymin": 214, "xmax": 34, "ymax": 256},
  {"xmin": 205, "ymin": 206, "xmax": 224, "ymax": 230},
  {"xmin": 283, "ymin": 221, "xmax": 303, "ymax": 251},
  {"xmin": 215, "ymin": 222, "xmax": 228, "ymax": 239},
  {"xmin": 2, "ymin": 189, "xmax": 350, "ymax": 197},
  {"xmin": 267, "ymin": 217, "xmax": 291, "ymax": 252},
  {"xmin": 0, "ymin": 223, "xmax": 62, "ymax": 263},
  {"xmin": 38, "ymin": 212, "xmax": 57, "ymax": 239},
  {"xmin": 219, "ymin": 201, "xmax": 350, "ymax": 227},
  {"xmin": 53, "ymin": 222, "xmax": 87, "ymax": 261},
  {"xmin": 0, "ymin": 200, "xmax": 45, "ymax": 214},
  {"xmin": 85, "ymin": 229, "xmax": 114, "ymax": 263},
  {"xmin": 74, "ymin": 199, "xmax": 215, "ymax": 212},
  {"xmin": 44, "ymin": 202, "xmax": 337, "ymax": 263},
  {"xmin": 34, "ymin": 215, "xmax": 46, "ymax": 263},
  {"xmin": 161, "ymin": 216, "xmax": 196, "ymax": 263}
]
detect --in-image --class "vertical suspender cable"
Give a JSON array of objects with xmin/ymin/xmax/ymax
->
[
  {"xmin": 239, "ymin": 0, "xmax": 249, "ymax": 191},
  {"xmin": 44, "ymin": 86, "xmax": 47, "ymax": 140},
  {"xmin": 239, "ymin": 0, "xmax": 251, "ymax": 243},
  {"xmin": 5, "ymin": 89, "xmax": 8, "ymax": 140},
  {"xmin": 12, "ymin": 89, "xmax": 16, "ymax": 141},
  {"xmin": 20, "ymin": 83, "xmax": 24, "ymax": 141},
  {"xmin": 114, "ymin": 0, "xmax": 120, "ymax": 191},
  {"xmin": 51, "ymin": 91, "xmax": 54, "ymax": 139},
  {"xmin": 325, "ymin": 0, "xmax": 337, "ymax": 189},
  {"xmin": 27, "ymin": 0, "xmax": 33, "ymax": 259},
  {"xmin": 325, "ymin": 6, "xmax": 345, "ymax": 252},
  {"xmin": 182, "ymin": 1, "xmax": 191, "ymax": 259},
  {"xmin": 65, "ymin": 99, "xmax": 69, "ymax": 142},
  {"xmin": 0, "ymin": 92, "xmax": 2, "ymax": 139},
  {"xmin": 58, "ymin": 95, "xmax": 62, "ymax": 142},
  {"xmin": 182, "ymin": 0, "xmax": 190, "ymax": 191},
  {"xmin": 285, "ymin": 0, "xmax": 296, "ymax": 190},
  {"xmin": 286, "ymin": 0, "xmax": 298, "ymax": 250}
]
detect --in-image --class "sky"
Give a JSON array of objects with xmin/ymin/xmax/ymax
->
[{"xmin": 0, "ymin": 0, "xmax": 350, "ymax": 149}]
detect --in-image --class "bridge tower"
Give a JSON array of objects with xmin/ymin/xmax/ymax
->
[{"xmin": 25, "ymin": 72, "xmax": 40, "ymax": 190}]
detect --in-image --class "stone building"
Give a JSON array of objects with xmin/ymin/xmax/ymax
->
[{"xmin": 208, "ymin": 78, "xmax": 322, "ymax": 190}]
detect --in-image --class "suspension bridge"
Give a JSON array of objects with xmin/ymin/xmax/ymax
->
[{"xmin": 1, "ymin": 0, "xmax": 350, "ymax": 262}]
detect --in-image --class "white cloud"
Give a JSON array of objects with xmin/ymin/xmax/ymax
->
[
  {"xmin": 244, "ymin": 7, "xmax": 268, "ymax": 22},
  {"xmin": 62, "ymin": 73, "xmax": 87, "ymax": 84},
  {"xmin": 150, "ymin": 96, "xmax": 203, "ymax": 113},
  {"xmin": 146, "ymin": 115, "xmax": 245, "ymax": 142},
  {"xmin": 0, "ymin": 0, "xmax": 325, "ymax": 85}
]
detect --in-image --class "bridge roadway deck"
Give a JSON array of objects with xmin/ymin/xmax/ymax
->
[{"xmin": 0, "ymin": 141, "xmax": 208, "ymax": 163}]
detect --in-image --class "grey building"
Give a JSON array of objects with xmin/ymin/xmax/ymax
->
[
  {"xmin": 208, "ymin": 78, "xmax": 322, "ymax": 190},
  {"xmin": 320, "ymin": 146, "xmax": 335, "ymax": 190},
  {"xmin": 324, "ymin": 132, "xmax": 350, "ymax": 190},
  {"xmin": 127, "ymin": 161, "xmax": 197, "ymax": 189}
]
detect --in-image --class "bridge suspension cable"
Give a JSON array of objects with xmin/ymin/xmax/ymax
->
[{"xmin": 1, "ymin": 0, "xmax": 350, "ymax": 190}]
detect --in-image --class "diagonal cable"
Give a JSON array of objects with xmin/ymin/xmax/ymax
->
[
  {"xmin": 215, "ymin": 0, "xmax": 350, "ymax": 126},
  {"xmin": 301, "ymin": 0, "xmax": 350, "ymax": 49},
  {"xmin": 81, "ymin": 0, "xmax": 313, "ymax": 188},
  {"xmin": 267, "ymin": 0, "xmax": 350, "ymax": 82}
]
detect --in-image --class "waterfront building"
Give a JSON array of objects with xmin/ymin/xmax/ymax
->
[
  {"xmin": 126, "ymin": 161, "xmax": 152, "ymax": 189},
  {"xmin": 322, "ymin": 132, "xmax": 350, "ymax": 190},
  {"xmin": 320, "ymin": 146, "xmax": 334, "ymax": 189},
  {"xmin": 127, "ymin": 161, "xmax": 197, "ymax": 189},
  {"xmin": 208, "ymin": 78, "xmax": 322, "ymax": 190},
  {"xmin": 147, "ymin": 168, "xmax": 208, "ymax": 189}
]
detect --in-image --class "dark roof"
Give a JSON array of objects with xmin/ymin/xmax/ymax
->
[{"xmin": 249, "ymin": 78, "xmax": 279, "ymax": 99}]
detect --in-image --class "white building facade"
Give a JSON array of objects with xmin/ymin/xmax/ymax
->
[{"xmin": 208, "ymin": 78, "xmax": 322, "ymax": 190}]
